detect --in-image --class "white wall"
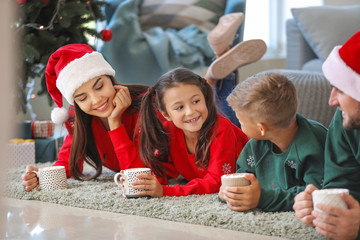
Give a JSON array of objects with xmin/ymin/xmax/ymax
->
[{"xmin": 0, "ymin": 0, "xmax": 16, "ymax": 232}]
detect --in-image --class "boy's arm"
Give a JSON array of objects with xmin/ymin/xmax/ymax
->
[{"xmin": 258, "ymin": 150, "xmax": 325, "ymax": 212}]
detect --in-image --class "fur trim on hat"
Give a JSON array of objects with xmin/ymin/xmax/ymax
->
[
  {"xmin": 56, "ymin": 52, "xmax": 115, "ymax": 104},
  {"xmin": 322, "ymin": 46, "xmax": 360, "ymax": 102},
  {"xmin": 51, "ymin": 107, "xmax": 69, "ymax": 125}
]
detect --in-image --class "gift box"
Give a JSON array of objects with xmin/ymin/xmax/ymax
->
[
  {"xmin": 31, "ymin": 121, "xmax": 55, "ymax": 138},
  {"xmin": 7, "ymin": 139, "xmax": 36, "ymax": 168},
  {"xmin": 35, "ymin": 135, "xmax": 65, "ymax": 163},
  {"xmin": 15, "ymin": 121, "xmax": 55, "ymax": 139},
  {"xmin": 15, "ymin": 121, "xmax": 32, "ymax": 139}
]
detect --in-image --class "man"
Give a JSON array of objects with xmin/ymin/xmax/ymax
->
[{"xmin": 293, "ymin": 31, "xmax": 360, "ymax": 240}]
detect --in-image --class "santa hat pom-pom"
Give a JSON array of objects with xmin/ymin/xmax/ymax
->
[{"xmin": 51, "ymin": 107, "xmax": 69, "ymax": 125}]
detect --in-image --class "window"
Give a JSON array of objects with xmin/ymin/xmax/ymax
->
[{"xmin": 243, "ymin": 0, "xmax": 323, "ymax": 59}]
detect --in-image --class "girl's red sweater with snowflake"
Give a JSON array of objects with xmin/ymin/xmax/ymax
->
[{"xmin": 162, "ymin": 114, "xmax": 249, "ymax": 197}]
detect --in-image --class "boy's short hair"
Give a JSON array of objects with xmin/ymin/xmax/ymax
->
[{"xmin": 227, "ymin": 72, "xmax": 298, "ymax": 128}]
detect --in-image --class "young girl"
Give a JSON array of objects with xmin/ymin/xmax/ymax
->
[
  {"xmin": 132, "ymin": 67, "xmax": 249, "ymax": 197},
  {"xmin": 21, "ymin": 44, "xmax": 148, "ymax": 191}
]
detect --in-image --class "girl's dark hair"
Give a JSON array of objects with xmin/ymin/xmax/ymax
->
[
  {"xmin": 70, "ymin": 76, "xmax": 148, "ymax": 180},
  {"xmin": 139, "ymin": 67, "xmax": 218, "ymax": 178}
]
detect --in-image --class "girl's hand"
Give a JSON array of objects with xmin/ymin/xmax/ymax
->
[
  {"xmin": 108, "ymin": 86, "xmax": 132, "ymax": 130},
  {"xmin": 293, "ymin": 184, "xmax": 318, "ymax": 226},
  {"xmin": 21, "ymin": 166, "xmax": 39, "ymax": 191},
  {"xmin": 132, "ymin": 173, "xmax": 163, "ymax": 198},
  {"xmin": 222, "ymin": 174, "xmax": 261, "ymax": 211}
]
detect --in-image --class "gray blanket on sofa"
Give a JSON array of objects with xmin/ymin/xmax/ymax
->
[{"xmin": 3, "ymin": 162, "xmax": 328, "ymax": 239}]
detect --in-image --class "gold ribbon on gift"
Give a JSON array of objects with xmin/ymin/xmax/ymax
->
[{"xmin": 9, "ymin": 138, "xmax": 35, "ymax": 144}]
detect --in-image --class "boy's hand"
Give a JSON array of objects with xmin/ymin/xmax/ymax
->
[
  {"xmin": 222, "ymin": 174, "xmax": 261, "ymax": 211},
  {"xmin": 293, "ymin": 184, "xmax": 318, "ymax": 226},
  {"xmin": 218, "ymin": 185, "xmax": 226, "ymax": 201},
  {"xmin": 132, "ymin": 173, "xmax": 163, "ymax": 198}
]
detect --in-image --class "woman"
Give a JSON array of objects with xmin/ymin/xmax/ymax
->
[{"xmin": 21, "ymin": 44, "xmax": 148, "ymax": 191}]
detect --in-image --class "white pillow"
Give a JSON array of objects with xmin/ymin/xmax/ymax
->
[{"xmin": 291, "ymin": 5, "xmax": 360, "ymax": 61}]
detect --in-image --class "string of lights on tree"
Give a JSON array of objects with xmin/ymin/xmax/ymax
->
[{"xmin": 16, "ymin": 0, "xmax": 112, "ymax": 114}]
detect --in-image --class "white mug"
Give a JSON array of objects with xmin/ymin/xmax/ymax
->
[
  {"xmin": 312, "ymin": 188, "xmax": 349, "ymax": 214},
  {"xmin": 221, "ymin": 173, "xmax": 250, "ymax": 188},
  {"xmin": 114, "ymin": 168, "xmax": 151, "ymax": 198},
  {"xmin": 33, "ymin": 166, "xmax": 67, "ymax": 191}
]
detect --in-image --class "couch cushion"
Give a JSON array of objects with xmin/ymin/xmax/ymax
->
[
  {"xmin": 139, "ymin": 0, "xmax": 226, "ymax": 32},
  {"xmin": 302, "ymin": 59, "xmax": 323, "ymax": 72},
  {"xmin": 291, "ymin": 5, "xmax": 360, "ymax": 61}
]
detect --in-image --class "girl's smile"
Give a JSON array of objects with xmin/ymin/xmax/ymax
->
[{"xmin": 184, "ymin": 116, "xmax": 201, "ymax": 124}]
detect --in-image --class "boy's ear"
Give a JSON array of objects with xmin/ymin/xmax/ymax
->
[
  {"xmin": 256, "ymin": 123, "xmax": 267, "ymax": 136},
  {"xmin": 160, "ymin": 110, "xmax": 171, "ymax": 121}
]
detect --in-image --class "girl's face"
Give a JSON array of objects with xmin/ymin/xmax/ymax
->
[
  {"xmin": 73, "ymin": 75, "xmax": 116, "ymax": 118},
  {"xmin": 161, "ymin": 84, "xmax": 208, "ymax": 137}
]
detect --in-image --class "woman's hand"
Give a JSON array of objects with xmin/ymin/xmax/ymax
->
[
  {"xmin": 21, "ymin": 165, "xmax": 39, "ymax": 191},
  {"xmin": 108, "ymin": 86, "xmax": 132, "ymax": 130},
  {"xmin": 132, "ymin": 173, "xmax": 164, "ymax": 198}
]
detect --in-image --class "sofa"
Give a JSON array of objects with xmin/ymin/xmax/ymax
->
[
  {"xmin": 98, "ymin": 0, "xmax": 246, "ymax": 86},
  {"xmin": 285, "ymin": 5, "xmax": 360, "ymax": 73},
  {"xmin": 267, "ymin": 5, "xmax": 360, "ymax": 127}
]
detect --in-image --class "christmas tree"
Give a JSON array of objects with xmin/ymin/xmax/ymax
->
[{"xmin": 16, "ymin": 0, "xmax": 111, "ymax": 113}]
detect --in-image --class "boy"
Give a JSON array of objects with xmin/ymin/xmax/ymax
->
[{"xmin": 219, "ymin": 72, "xmax": 327, "ymax": 212}]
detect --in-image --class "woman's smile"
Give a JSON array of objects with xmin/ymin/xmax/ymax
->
[{"xmin": 94, "ymin": 99, "xmax": 110, "ymax": 112}]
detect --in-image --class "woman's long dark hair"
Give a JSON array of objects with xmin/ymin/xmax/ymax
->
[
  {"xmin": 70, "ymin": 76, "xmax": 148, "ymax": 180},
  {"xmin": 139, "ymin": 67, "xmax": 218, "ymax": 179}
]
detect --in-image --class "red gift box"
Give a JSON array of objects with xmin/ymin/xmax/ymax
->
[{"xmin": 31, "ymin": 121, "xmax": 54, "ymax": 138}]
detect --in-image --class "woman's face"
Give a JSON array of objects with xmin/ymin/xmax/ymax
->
[{"xmin": 73, "ymin": 75, "xmax": 116, "ymax": 118}]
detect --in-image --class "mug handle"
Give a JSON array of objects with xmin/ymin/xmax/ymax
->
[
  {"xmin": 32, "ymin": 170, "xmax": 39, "ymax": 179},
  {"xmin": 32, "ymin": 170, "xmax": 40, "ymax": 189},
  {"xmin": 114, "ymin": 172, "xmax": 127, "ymax": 192}
]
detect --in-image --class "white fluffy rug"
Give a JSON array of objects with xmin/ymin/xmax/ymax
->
[{"xmin": 3, "ymin": 162, "xmax": 327, "ymax": 239}]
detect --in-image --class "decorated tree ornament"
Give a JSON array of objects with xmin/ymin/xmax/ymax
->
[
  {"xmin": 15, "ymin": 0, "xmax": 106, "ymax": 114},
  {"xmin": 101, "ymin": 29, "xmax": 112, "ymax": 42}
]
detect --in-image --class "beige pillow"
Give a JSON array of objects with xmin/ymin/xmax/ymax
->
[{"xmin": 139, "ymin": 0, "xmax": 226, "ymax": 32}]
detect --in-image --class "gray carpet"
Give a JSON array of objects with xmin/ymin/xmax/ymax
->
[{"xmin": 3, "ymin": 162, "xmax": 328, "ymax": 239}]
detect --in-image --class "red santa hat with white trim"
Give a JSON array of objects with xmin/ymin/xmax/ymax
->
[
  {"xmin": 322, "ymin": 30, "xmax": 360, "ymax": 102},
  {"xmin": 45, "ymin": 44, "xmax": 115, "ymax": 124}
]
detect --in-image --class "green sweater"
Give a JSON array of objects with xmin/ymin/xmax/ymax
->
[
  {"xmin": 323, "ymin": 109, "xmax": 360, "ymax": 202},
  {"xmin": 236, "ymin": 114, "xmax": 327, "ymax": 212}
]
